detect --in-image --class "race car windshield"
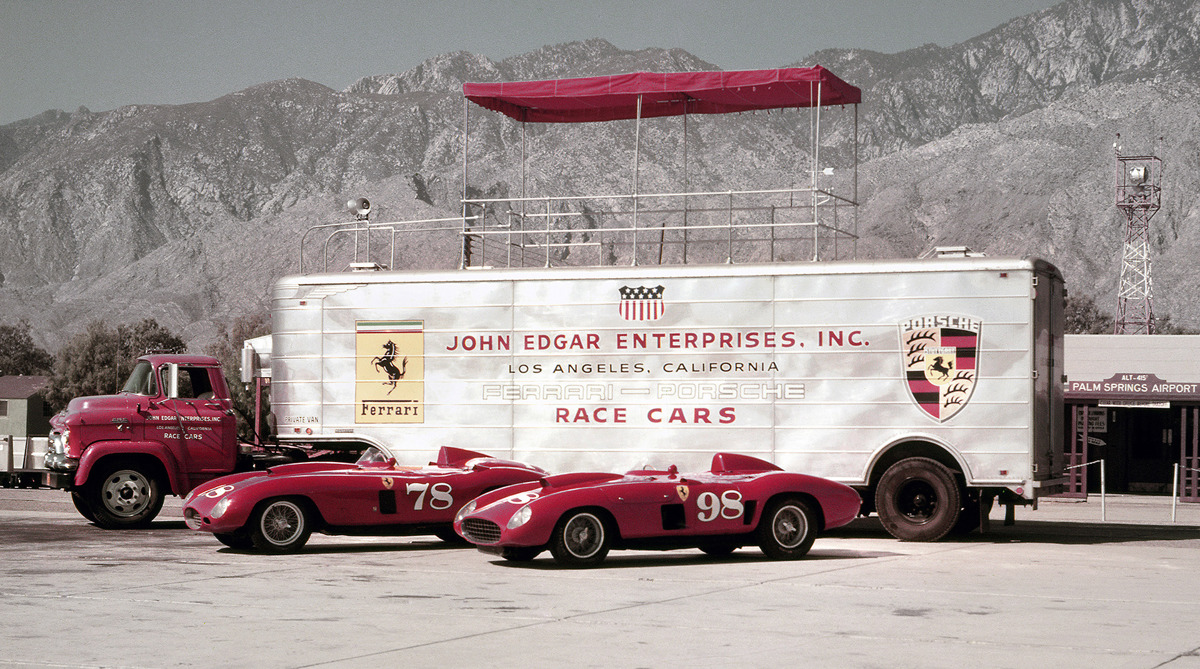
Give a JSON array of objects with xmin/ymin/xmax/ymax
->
[
  {"xmin": 121, "ymin": 361, "xmax": 158, "ymax": 396},
  {"xmin": 356, "ymin": 447, "xmax": 389, "ymax": 466}
]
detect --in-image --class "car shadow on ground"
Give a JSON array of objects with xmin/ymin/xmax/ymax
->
[
  {"xmin": 488, "ymin": 546, "xmax": 901, "ymax": 570},
  {"xmin": 826, "ymin": 516, "xmax": 1200, "ymax": 546},
  {"xmin": 216, "ymin": 537, "xmax": 467, "ymax": 555}
]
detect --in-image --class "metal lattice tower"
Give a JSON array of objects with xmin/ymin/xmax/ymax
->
[{"xmin": 1113, "ymin": 151, "xmax": 1162, "ymax": 335}]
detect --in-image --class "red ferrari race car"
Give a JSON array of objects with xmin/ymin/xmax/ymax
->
[
  {"xmin": 183, "ymin": 446, "xmax": 547, "ymax": 552},
  {"xmin": 454, "ymin": 452, "xmax": 861, "ymax": 567}
]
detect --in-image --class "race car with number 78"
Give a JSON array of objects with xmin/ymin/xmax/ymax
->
[
  {"xmin": 454, "ymin": 452, "xmax": 861, "ymax": 567},
  {"xmin": 183, "ymin": 446, "xmax": 547, "ymax": 552}
]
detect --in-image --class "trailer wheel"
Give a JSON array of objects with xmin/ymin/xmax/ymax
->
[
  {"xmin": 876, "ymin": 457, "xmax": 962, "ymax": 542},
  {"xmin": 249, "ymin": 498, "xmax": 312, "ymax": 553},
  {"xmin": 550, "ymin": 510, "xmax": 610, "ymax": 567},
  {"xmin": 71, "ymin": 491, "xmax": 97, "ymax": 523},
  {"xmin": 87, "ymin": 461, "xmax": 165, "ymax": 529},
  {"xmin": 757, "ymin": 497, "xmax": 817, "ymax": 560}
]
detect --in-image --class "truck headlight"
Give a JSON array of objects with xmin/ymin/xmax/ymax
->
[
  {"xmin": 49, "ymin": 431, "xmax": 67, "ymax": 454},
  {"xmin": 507, "ymin": 504, "xmax": 532, "ymax": 529}
]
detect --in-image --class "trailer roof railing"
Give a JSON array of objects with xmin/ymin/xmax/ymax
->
[{"xmin": 300, "ymin": 66, "xmax": 862, "ymax": 274}]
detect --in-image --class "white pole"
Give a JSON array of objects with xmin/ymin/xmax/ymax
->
[
  {"xmin": 1100, "ymin": 458, "xmax": 1107, "ymax": 521},
  {"xmin": 1173, "ymin": 462, "xmax": 1180, "ymax": 523}
]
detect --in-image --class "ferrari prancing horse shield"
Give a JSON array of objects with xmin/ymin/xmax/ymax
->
[{"xmin": 899, "ymin": 315, "xmax": 981, "ymax": 422}]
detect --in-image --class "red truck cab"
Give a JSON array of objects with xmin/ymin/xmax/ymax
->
[{"xmin": 45, "ymin": 354, "xmax": 240, "ymax": 528}]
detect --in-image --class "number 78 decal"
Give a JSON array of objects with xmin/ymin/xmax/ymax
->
[{"xmin": 405, "ymin": 482, "xmax": 453, "ymax": 510}]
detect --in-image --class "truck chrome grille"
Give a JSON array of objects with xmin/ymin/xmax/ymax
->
[{"xmin": 460, "ymin": 518, "xmax": 501, "ymax": 544}]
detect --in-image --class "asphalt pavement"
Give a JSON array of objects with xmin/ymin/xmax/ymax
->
[{"xmin": 2, "ymin": 489, "xmax": 1200, "ymax": 668}]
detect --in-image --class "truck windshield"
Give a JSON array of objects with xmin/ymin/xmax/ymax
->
[{"xmin": 121, "ymin": 361, "xmax": 158, "ymax": 395}]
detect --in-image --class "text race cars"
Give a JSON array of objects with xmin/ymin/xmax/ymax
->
[
  {"xmin": 183, "ymin": 446, "xmax": 547, "ymax": 552},
  {"xmin": 454, "ymin": 452, "xmax": 861, "ymax": 567}
]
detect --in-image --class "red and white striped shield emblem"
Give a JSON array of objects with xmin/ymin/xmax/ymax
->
[
  {"xmin": 899, "ymin": 315, "xmax": 981, "ymax": 422},
  {"xmin": 619, "ymin": 285, "xmax": 665, "ymax": 321}
]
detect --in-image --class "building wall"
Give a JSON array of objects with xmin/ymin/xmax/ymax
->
[{"xmin": 0, "ymin": 396, "xmax": 52, "ymax": 438}]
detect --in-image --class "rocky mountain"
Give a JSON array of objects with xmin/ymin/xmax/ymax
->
[{"xmin": 2, "ymin": 0, "xmax": 1199, "ymax": 352}]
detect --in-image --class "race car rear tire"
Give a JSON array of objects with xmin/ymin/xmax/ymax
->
[
  {"xmin": 434, "ymin": 528, "xmax": 469, "ymax": 545},
  {"xmin": 500, "ymin": 547, "xmax": 542, "ymax": 562},
  {"xmin": 249, "ymin": 498, "xmax": 313, "ymax": 553},
  {"xmin": 86, "ymin": 460, "xmax": 165, "ymax": 529},
  {"xmin": 214, "ymin": 532, "xmax": 254, "ymax": 550},
  {"xmin": 550, "ymin": 510, "xmax": 610, "ymax": 567},
  {"xmin": 757, "ymin": 497, "xmax": 817, "ymax": 560},
  {"xmin": 698, "ymin": 542, "xmax": 739, "ymax": 557},
  {"xmin": 876, "ymin": 457, "xmax": 962, "ymax": 542}
]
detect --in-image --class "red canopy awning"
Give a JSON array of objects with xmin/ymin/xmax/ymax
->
[{"xmin": 462, "ymin": 66, "xmax": 861, "ymax": 123}]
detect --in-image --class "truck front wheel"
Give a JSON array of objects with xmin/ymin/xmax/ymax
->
[
  {"xmin": 86, "ymin": 461, "xmax": 165, "ymax": 529},
  {"xmin": 876, "ymin": 457, "xmax": 961, "ymax": 542},
  {"xmin": 71, "ymin": 491, "xmax": 97, "ymax": 523}
]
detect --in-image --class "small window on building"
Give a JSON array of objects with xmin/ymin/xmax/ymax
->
[{"xmin": 0, "ymin": 400, "xmax": 7, "ymax": 417}]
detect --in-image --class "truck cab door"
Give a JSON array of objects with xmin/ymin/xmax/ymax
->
[{"xmin": 159, "ymin": 364, "xmax": 237, "ymax": 477}]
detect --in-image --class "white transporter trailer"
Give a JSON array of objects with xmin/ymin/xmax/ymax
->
[{"xmin": 253, "ymin": 255, "xmax": 1065, "ymax": 541}]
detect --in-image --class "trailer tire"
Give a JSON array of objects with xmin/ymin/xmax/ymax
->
[
  {"xmin": 86, "ymin": 460, "xmax": 165, "ymax": 529},
  {"xmin": 876, "ymin": 457, "xmax": 961, "ymax": 542}
]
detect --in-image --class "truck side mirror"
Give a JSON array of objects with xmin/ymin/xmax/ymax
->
[{"xmin": 165, "ymin": 363, "xmax": 180, "ymax": 399}]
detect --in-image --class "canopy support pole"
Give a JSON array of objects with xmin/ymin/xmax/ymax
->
[
  {"xmin": 520, "ymin": 121, "xmax": 527, "ymax": 267},
  {"xmin": 811, "ymin": 81, "xmax": 822, "ymax": 261},
  {"xmin": 853, "ymin": 103, "xmax": 859, "ymax": 258},
  {"xmin": 682, "ymin": 109, "xmax": 689, "ymax": 264},
  {"xmin": 632, "ymin": 94, "xmax": 642, "ymax": 266},
  {"xmin": 459, "ymin": 97, "xmax": 470, "ymax": 269}
]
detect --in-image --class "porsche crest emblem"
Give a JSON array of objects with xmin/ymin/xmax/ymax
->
[
  {"xmin": 900, "ymin": 314, "xmax": 981, "ymax": 422},
  {"xmin": 676, "ymin": 485, "xmax": 689, "ymax": 502},
  {"xmin": 382, "ymin": 477, "xmax": 394, "ymax": 490}
]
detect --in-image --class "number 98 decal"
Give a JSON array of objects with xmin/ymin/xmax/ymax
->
[{"xmin": 696, "ymin": 490, "xmax": 744, "ymax": 522}]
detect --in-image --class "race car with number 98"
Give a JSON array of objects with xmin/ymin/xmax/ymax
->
[
  {"xmin": 454, "ymin": 452, "xmax": 861, "ymax": 567},
  {"xmin": 183, "ymin": 446, "xmax": 547, "ymax": 552}
]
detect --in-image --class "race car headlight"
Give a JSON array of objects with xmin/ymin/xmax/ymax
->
[
  {"xmin": 211, "ymin": 497, "xmax": 233, "ymax": 520},
  {"xmin": 507, "ymin": 504, "xmax": 532, "ymax": 530},
  {"xmin": 454, "ymin": 500, "xmax": 477, "ymax": 525}
]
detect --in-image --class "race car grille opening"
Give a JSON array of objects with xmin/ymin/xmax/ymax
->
[{"xmin": 461, "ymin": 518, "xmax": 502, "ymax": 544}]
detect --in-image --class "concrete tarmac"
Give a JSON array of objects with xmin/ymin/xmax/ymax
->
[{"xmin": 2, "ymin": 489, "xmax": 1200, "ymax": 668}]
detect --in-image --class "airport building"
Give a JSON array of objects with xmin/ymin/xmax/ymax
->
[{"xmin": 1064, "ymin": 335, "xmax": 1200, "ymax": 500}]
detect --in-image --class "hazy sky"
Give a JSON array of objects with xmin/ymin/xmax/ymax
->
[{"xmin": 1, "ymin": 0, "xmax": 1061, "ymax": 125}]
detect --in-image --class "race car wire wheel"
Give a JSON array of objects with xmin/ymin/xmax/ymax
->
[
  {"xmin": 249, "ymin": 498, "xmax": 313, "ymax": 553},
  {"xmin": 550, "ymin": 510, "xmax": 611, "ymax": 567},
  {"xmin": 769, "ymin": 504, "xmax": 809, "ymax": 549},
  {"xmin": 757, "ymin": 497, "xmax": 817, "ymax": 560},
  {"xmin": 461, "ymin": 518, "xmax": 502, "ymax": 544}
]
